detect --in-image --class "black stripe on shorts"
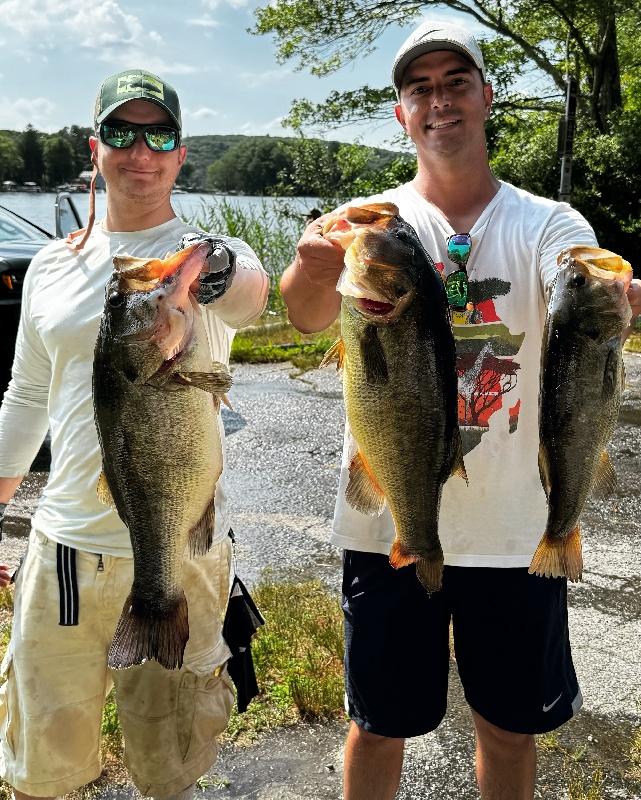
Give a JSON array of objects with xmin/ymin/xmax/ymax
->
[{"xmin": 56, "ymin": 543, "xmax": 79, "ymax": 626}]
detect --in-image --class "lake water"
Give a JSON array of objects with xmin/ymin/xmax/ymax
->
[{"xmin": 0, "ymin": 192, "xmax": 318, "ymax": 236}]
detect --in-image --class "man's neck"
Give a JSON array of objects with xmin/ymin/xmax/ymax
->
[
  {"xmin": 103, "ymin": 196, "xmax": 177, "ymax": 233},
  {"xmin": 412, "ymin": 160, "xmax": 501, "ymax": 234}
]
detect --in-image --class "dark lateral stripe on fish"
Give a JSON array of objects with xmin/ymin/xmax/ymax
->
[{"xmin": 57, "ymin": 544, "xmax": 79, "ymax": 626}]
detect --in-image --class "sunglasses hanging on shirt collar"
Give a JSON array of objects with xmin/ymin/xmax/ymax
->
[{"xmin": 445, "ymin": 233, "xmax": 472, "ymax": 310}]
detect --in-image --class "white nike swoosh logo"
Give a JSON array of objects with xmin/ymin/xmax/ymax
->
[{"xmin": 542, "ymin": 693, "xmax": 563, "ymax": 712}]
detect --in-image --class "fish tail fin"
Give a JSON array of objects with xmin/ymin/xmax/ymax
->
[
  {"xmin": 416, "ymin": 556, "xmax": 444, "ymax": 595},
  {"xmin": 528, "ymin": 526, "xmax": 583, "ymax": 581},
  {"xmin": 189, "ymin": 497, "xmax": 216, "ymax": 557},
  {"xmin": 108, "ymin": 591, "xmax": 189, "ymax": 671},
  {"xmin": 345, "ymin": 450, "xmax": 386, "ymax": 515}
]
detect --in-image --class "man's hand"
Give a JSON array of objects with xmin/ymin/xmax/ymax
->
[{"xmin": 178, "ymin": 232, "xmax": 236, "ymax": 304}]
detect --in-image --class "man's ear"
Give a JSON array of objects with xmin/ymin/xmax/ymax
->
[
  {"xmin": 89, "ymin": 136, "xmax": 98, "ymax": 164},
  {"xmin": 483, "ymin": 83, "xmax": 493, "ymax": 120},
  {"xmin": 394, "ymin": 104, "xmax": 408, "ymax": 133}
]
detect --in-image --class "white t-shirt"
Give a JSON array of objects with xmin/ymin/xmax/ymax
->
[
  {"xmin": 0, "ymin": 217, "xmax": 268, "ymax": 557},
  {"xmin": 331, "ymin": 180, "xmax": 598, "ymax": 567}
]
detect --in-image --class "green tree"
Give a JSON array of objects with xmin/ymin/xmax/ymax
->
[
  {"xmin": 57, "ymin": 125, "xmax": 92, "ymax": 174},
  {"xmin": 19, "ymin": 125, "xmax": 45, "ymax": 186},
  {"xmin": 178, "ymin": 160, "xmax": 195, "ymax": 187},
  {"xmin": 274, "ymin": 137, "xmax": 416, "ymax": 204},
  {"xmin": 43, "ymin": 136, "xmax": 77, "ymax": 186},
  {"xmin": 0, "ymin": 133, "xmax": 23, "ymax": 183},
  {"xmin": 252, "ymin": 0, "xmax": 640, "ymax": 134},
  {"xmin": 207, "ymin": 138, "xmax": 293, "ymax": 195}
]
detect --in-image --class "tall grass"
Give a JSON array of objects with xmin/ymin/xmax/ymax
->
[{"xmin": 183, "ymin": 197, "xmax": 307, "ymax": 317}]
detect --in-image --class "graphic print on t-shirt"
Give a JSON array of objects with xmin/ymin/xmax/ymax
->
[{"xmin": 436, "ymin": 264, "xmax": 525, "ymax": 455}]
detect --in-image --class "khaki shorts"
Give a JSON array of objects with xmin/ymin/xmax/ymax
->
[{"xmin": 0, "ymin": 530, "xmax": 235, "ymax": 797}]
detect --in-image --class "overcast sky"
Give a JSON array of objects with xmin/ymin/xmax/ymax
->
[{"xmin": 0, "ymin": 1, "xmax": 488, "ymax": 150}]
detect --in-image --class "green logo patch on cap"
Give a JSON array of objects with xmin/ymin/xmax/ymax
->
[{"xmin": 94, "ymin": 69, "xmax": 181, "ymax": 131}]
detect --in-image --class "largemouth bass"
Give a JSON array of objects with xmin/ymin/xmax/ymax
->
[
  {"xmin": 93, "ymin": 241, "xmax": 232, "ymax": 670},
  {"xmin": 530, "ymin": 245, "xmax": 632, "ymax": 581},
  {"xmin": 321, "ymin": 203, "xmax": 467, "ymax": 593}
]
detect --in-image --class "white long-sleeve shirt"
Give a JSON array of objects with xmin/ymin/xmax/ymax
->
[{"xmin": 0, "ymin": 216, "xmax": 269, "ymax": 556}]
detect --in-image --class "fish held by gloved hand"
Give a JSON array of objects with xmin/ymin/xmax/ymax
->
[
  {"xmin": 321, "ymin": 203, "xmax": 467, "ymax": 593},
  {"xmin": 93, "ymin": 241, "xmax": 232, "ymax": 670},
  {"xmin": 531, "ymin": 245, "xmax": 632, "ymax": 581}
]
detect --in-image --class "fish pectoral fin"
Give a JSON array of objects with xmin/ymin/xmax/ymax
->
[
  {"xmin": 174, "ymin": 366, "xmax": 233, "ymax": 396},
  {"xmin": 528, "ymin": 526, "xmax": 583, "ymax": 581},
  {"xmin": 361, "ymin": 325, "xmax": 388, "ymax": 386},
  {"xmin": 97, "ymin": 471, "xmax": 118, "ymax": 510},
  {"xmin": 591, "ymin": 450, "xmax": 617, "ymax": 497},
  {"xmin": 320, "ymin": 337, "xmax": 346, "ymax": 373},
  {"xmin": 188, "ymin": 496, "xmax": 217, "ymax": 558},
  {"xmin": 345, "ymin": 450, "xmax": 386, "ymax": 515}
]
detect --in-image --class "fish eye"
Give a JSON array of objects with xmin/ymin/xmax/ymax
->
[
  {"xmin": 108, "ymin": 289, "xmax": 125, "ymax": 306},
  {"xmin": 572, "ymin": 274, "xmax": 587, "ymax": 287}
]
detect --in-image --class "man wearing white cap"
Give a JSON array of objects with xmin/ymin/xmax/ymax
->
[{"xmin": 280, "ymin": 18, "xmax": 641, "ymax": 800}]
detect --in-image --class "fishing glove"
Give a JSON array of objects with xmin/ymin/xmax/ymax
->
[
  {"xmin": 178, "ymin": 232, "xmax": 236, "ymax": 305},
  {"xmin": 0, "ymin": 503, "xmax": 6, "ymax": 542}
]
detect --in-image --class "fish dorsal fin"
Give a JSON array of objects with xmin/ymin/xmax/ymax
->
[
  {"xmin": 320, "ymin": 337, "xmax": 346, "ymax": 373},
  {"xmin": 189, "ymin": 495, "xmax": 217, "ymax": 557},
  {"xmin": 345, "ymin": 450, "xmax": 386, "ymax": 516},
  {"xmin": 591, "ymin": 450, "xmax": 617, "ymax": 497},
  {"xmin": 97, "ymin": 470, "xmax": 118, "ymax": 510},
  {"xmin": 361, "ymin": 325, "xmax": 388, "ymax": 385}
]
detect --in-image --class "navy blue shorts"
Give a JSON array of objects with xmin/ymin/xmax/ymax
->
[{"xmin": 342, "ymin": 550, "xmax": 581, "ymax": 738}]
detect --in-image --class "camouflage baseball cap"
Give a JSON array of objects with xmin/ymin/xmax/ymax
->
[{"xmin": 94, "ymin": 70, "xmax": 181, "ymax": 131}]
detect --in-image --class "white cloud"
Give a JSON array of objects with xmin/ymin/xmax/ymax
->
[
  {"xmin": 239, "ymin": 67, "xmax": 292, "ymax": 88},
  {"xmin": 200, "ymin": 0, "xmax": 250, "ymax": 9},
  {"xmin": 188, "ymin": 107, "xmax": 222, "ymax": 120},
  {"xmin": 238, "ymin": 116, "xmax": 285, "ymax": 136},
  {"xmin": 0, "ymin": 96, "xmax": 56, "ymax": 131},
  {"xmin": 187, "ymin": 16, "xmax": 220, "ymax": 28}
]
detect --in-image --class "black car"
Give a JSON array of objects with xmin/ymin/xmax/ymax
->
[{"xmin": 0, "ymin": 194, "xmax": 82, "ymax": 397}]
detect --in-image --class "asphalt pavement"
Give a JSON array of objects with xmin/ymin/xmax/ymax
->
[{"xmin": 2, "ymin": 353, "xmax": 641, "ymax": 799}]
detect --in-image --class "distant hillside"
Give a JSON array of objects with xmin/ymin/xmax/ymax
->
[{"xmin": 181, "ymin": 133, "xmax": 406, "ymax": 191}]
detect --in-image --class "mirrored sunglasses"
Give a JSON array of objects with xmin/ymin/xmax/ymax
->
[
  {"xmin": 99, "ymin": 120, "xmax": 180, "ymax": 152},
  {"xmin": 445, "ymin": 233, "xmax": 472, "ymax": 309}
]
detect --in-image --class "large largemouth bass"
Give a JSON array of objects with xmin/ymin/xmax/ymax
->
[
  {"xmin": 93, "ymin": 242, "xmax": 232, "ymax": 670},
  {"xmin": 530, "ymin": 245, "xmax": 632, "ymax": 581},
  {"xmin": 321, "ymin": 203, "xmax": 467, "ymax": 593}
]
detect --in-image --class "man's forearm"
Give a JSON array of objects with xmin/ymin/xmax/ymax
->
[
  {"xmin": 280, "ymin": 256, "xmax": 342, "ymax": 334},
  {"xmin": 0, "ymin": 476, "xmax": 24, "ymax": 505}
]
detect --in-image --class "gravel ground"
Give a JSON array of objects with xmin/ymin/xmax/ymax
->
[{"xmin": 2, "ymin": 353, "xmax": 641, "ymax": 800}]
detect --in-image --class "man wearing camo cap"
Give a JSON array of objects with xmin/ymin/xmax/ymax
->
[{"xmin": 0, "ymin": 69, "xmax": 269, "ymax": 800}]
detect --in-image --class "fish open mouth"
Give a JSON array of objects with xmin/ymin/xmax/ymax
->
[{"xmin": 358, "ymin": 298, "xmax": 396, "ymax": 316}]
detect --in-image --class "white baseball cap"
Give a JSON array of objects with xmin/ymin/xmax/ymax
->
[{"xmin": 392, "ymin": 20, "xmax": 486, "ymax": 96}]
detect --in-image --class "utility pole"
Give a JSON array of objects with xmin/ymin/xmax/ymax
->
[{"xmin": 557, "ymin": 76, "xmax": 578, "ymax": 204}]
